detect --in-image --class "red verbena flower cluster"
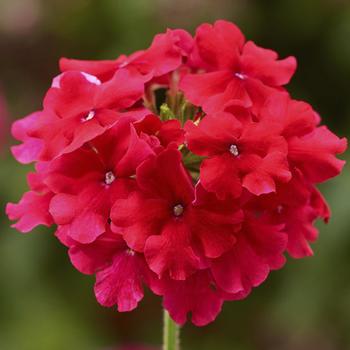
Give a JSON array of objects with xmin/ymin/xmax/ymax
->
[{"xmin": 7, "ymin": 20, "xmax": 347, "ymax": 326}]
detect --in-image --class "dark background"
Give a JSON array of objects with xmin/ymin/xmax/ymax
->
[{"xmin": 0, "ymin": 0, "xmax": 349, "ymax": 349}]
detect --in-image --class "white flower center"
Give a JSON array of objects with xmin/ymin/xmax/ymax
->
[
  {"xmin": 105, "ymin": 171, "xmax": 116, "ymax": 185},
  {"xmin": 229, "ymin": 144, "xmax": 239, "ymax": 156},
  {"xmin": 173, "ymin": 204, "xmax": 184, "ymax": 217},
  {"xmin": 82, "ymin": 110, "xmax": 95, "ymax": 122},
  {"xmin": 235, "ymin": 72, "xmax": 247, "ymax": 80},
  {"xmin": 126, "ymin": 249, "xmax": 135, "ymax": 256}
]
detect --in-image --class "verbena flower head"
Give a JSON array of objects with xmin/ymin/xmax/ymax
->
[{"xmin": 7, "ymin": 20, "xmax": 347, "ymax": 326}]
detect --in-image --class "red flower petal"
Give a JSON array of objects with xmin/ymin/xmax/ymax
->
[
  {"xmin": 241, "ymin": 41, "xmax": 297, "ymax": 86},
  {"xmin": 195, "ymin": 20, "xmax": 244, "ymax": 71},
  {"xmin": 288, "ymin": 126, "xmax": 347, "ymax": 183},
  {"xmin": 242, "ymin": 152, "xmax": 291, "ymax": 195},
  {"xmin": 144, "ymin": 221, "xmax": 201, "ymax": 280},
  {"xmin": 94, "ymin": 250, "xmax": 147, "ymax": 312},
  {"xmin": 11, "ymin": 112, "xmax": 43, "ymax": 164},
  {"xmin": 95, "ymin": 69, "xmax": 145, "ymax": 110},
  {"xmin": 59, "ymin": 57, "xmax": 123, "ymax": 82},
  {"xmin": 69, "ymin": 229, "xmax": 125, "ymax": 275},
  {"xmin": 136, "ymin": 148, "xmax": 194, "ymax": 203},
  {"xmin": 185, "ymin": 113, "xmax": 243, "ymax": 156},
  {"xmin": 180, "ymin": 71, "xmax": 234, "ymax": 108},
  {"xmin": 6, "ymin": 191, "xmax": 54, "ymax": 232},
  {"xmin": 211, "ymin": 217, "xmax": 286, "ymax": 294},
  {"xmin": 161, "ymin": 270, "xmax": 224, "ymax": 326},
  {"xmin": 111, "ymin": 192, "xmax": 169, "ymax": 252},
  {"xmin": 200, "ymin": 154, "xmax": 242, "ymax": 199}
]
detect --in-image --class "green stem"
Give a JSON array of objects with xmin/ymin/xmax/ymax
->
[{"xmin": 163, "ymin": 310, "xmax": 180, "ymax": 350}]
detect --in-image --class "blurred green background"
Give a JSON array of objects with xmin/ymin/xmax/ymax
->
[{"xmin": 0, "ymin": 0, "xmax": 349, "ymax": 349}]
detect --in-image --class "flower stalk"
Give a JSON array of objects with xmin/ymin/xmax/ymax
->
[{"xmin": 163, "ymin": 310, "xmax": 180, "ymax": 350}]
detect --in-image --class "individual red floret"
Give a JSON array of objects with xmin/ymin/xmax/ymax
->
[
  {"xmin": 66, "ymin": 228, "xmax": 159, "ymax": 312},
  {"xmin": 95, "ymin": 246, "xmax": 152, "ymax": 312},
  {"xmin": 210, "ymin": 212, "xmax": 287, "ymax": 294},
  {"xmin": 157, "ymin": 270, "xmax": 224, "ymax": 326},
  {"xmin": 154, "ymin": 268, "xmax": 249, "ymax": 326},
  {"xmin": 180, "ymin": 20, "xmax": 296, "ymax": 113},
  {"xmin": 13, "ymin": 70, "xmax": 146, "ymax": 162},
  {"xmin": 185, "ymin": 111, "xmax": 291, "ymax": 198},
  {"xmin": 111, "ymin": 148, "xmax": 243, "ymax": 281},
  {"xmin": 47, "ymin": 117, "xmax": 156, "ymax": 244}
]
